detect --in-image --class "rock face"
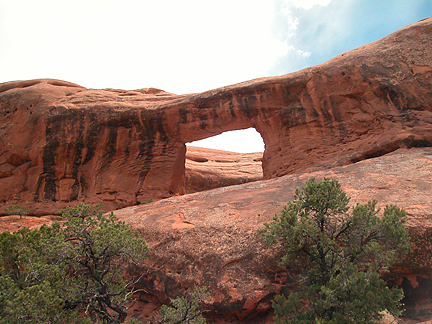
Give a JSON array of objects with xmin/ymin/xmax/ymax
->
[
  {"xmin": 1, "ymin": 17, "xmax": 432, "ymax": 214},
  {"xmin": 185, "ymin": 146, "xmax": 262, "ymax": 194},
  {"xmin": 3, "ymin": 148, "xmax": 432, "ymax": 322},
  {"xmin": 116, "ymin": 147, "xmax": 432, "ymax": 323}
]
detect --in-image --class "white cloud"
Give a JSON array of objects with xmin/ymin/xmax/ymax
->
[
  {"xmin": 270, "ymin": 0, "xmax": 333, "ymax": 71},
  {"xmin": 288, "ymin": 0, "xmax": 331, "ymax": 10},
  {"xmin": 292, "ymin": 46, "xmax": 312, "ymax": 58},
  {"xmin": 277, "ymin": 8, "xmax": 300, "ymax": 39},
  {"xmin": 269, "ymin": 0, "xmax": 352, "ymax": 76}
]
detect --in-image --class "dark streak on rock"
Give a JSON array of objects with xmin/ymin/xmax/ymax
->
[
  {"xmin": 229, "ymin": 101, "xmax": 236, "ymax": 117},
  {"xmin": 100, "ymin": 126, "xmax": 118, "ymax": 171},
  {"xmin": 70, "ymin": 114, "xmax": 85, "ymax": 201},
  {"xmin": 83, "ymin": 112, "xmax": 100, "ymax": 165},
  {"xmin": 40, "ymin": 112, "xmax": 62, "ymax": 201},
  {"xmin": 179, "ymin": 108, "xmax": 188, "ymax": 123}
]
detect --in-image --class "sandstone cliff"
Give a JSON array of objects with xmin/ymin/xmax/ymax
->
[
  {"xmin": 1, "ymin": 17, "xmax": 432, "ymax": 214},
  {"xmin": 118, "ymin": 147, "xmax": 432, "ymax": 323},
  {"xmin": 3, "ymin": 148, "xmax": 431, "ymax": 322}
]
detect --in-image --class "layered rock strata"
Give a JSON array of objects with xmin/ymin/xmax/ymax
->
[
  {"xmin": 0, "ymin": 17, "xmax": 432, "ymax": 214},
  {"xmin": 117, "ymin": 147, "xmax": 432, "ymax": 323},
  {"xmin": 116, "ymin": 148, "xmax": 432, "ymax": 323},
  {"xmin": 2, "ymin": 147, "xmax": 432, "ymax": 322}
]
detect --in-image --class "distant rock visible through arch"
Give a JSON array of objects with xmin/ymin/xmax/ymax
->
[{"xmin": 185, "ymin": 146, "xmax": 263, "ymax": 194}]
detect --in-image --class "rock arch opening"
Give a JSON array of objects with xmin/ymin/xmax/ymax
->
[
  {"xmin": 184, "ymin": 128, "xmax": 264, "ymax": 194},
  {"xmin": 187, "ymin": 128, "xmax": 265, "ymax": 153}
]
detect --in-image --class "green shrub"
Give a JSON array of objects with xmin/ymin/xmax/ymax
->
[
  {"xmin": 0, "ymin": 203, "xmax": 149, "ymax": 323},
  {"xmin": 59, "ymin": 202, "xmax": 92, "ymax": 218},
  {"xmin": 4, "ymin": 205, "xmax": 29, "ymax": 219},
  {"xmin": 259, "ymin": 178, "xmax": 410, "ymax": 324},
  {"xmin": 140, "ymin": 198, "xmax": 154, "ymax": 205},
  {"xmin": 157, "ymin": 286, "xmax": 208, "ymax": 323}
]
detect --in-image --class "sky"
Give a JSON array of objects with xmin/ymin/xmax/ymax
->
[{"xmin": 1, "ymin": 0, "xmax": 431, "ymax": 153}]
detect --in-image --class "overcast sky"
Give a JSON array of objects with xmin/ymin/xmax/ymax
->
[{"xmin": 1, "ymin": 0, "xmax": 431, "ymax": 152}]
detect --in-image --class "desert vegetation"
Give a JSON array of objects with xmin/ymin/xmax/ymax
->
[
  {"xmin": 0, "ymin": 203, "xmax": 148, "ymax": 323},
  {"xmin": 0, "ymin": 203, "xmax": 209, "ymax": 323},
  {"xmin": 156, "ymin": 286, "xmax": 208, "ymax": 324},
  {"xmin": 0, "ymin": 178, "xmax": 413, "ymax": 323},
  {"xmin": 4, "ymin": 205, "xmax": 29, "ymax": 219},
  {"xmin": 259, "ymin": 178, "xmax": 410, "ymax": 323}
]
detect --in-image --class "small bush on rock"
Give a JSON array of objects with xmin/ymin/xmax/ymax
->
[
  {"xmin": 4, "ymin": 205, "xmax": 29, "ymax": 219},
  {"xmin": 259, "ymin": 178, "xmax": 410, "ymax": 324},
  {"xmin": 140, "ymin": 198, "xmax": 154, "ymax": 205}
]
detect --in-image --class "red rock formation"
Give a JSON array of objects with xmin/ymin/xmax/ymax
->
[
  {"xmin": 185, "ymin": 146, "xmax": 262, "ymax": 194},
  {"xmin": 1, "ymin": 147, "xmax": 432, "ymax": 322},
  {"xmin": 0, "ymin": 17, "xmax": 432, "ymax": 215},
  {"xmin": 116, "ymin": 147, "xmax": 432, "ymax": 322}
]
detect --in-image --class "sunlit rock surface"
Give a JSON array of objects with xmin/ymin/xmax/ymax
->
[
  {"xmin": 118, "ymin": 147, "xmax": 432, "ymax": 322},
  {"xmin": 185, "ymin": 146, "xmax": 262, "ymax": 194},
  {"xmin": 3, "ymin": 148, "xmax": 432, "ymax": 322}
]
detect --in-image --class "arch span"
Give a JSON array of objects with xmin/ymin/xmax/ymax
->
[{"xmin": 2, "ymin": 18, "xmax": 432, "ymax": 211}]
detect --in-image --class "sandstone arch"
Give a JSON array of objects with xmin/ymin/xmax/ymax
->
[{"xmin": 1, "ymin": 17, "xmax": 432, "ymax": 214}]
